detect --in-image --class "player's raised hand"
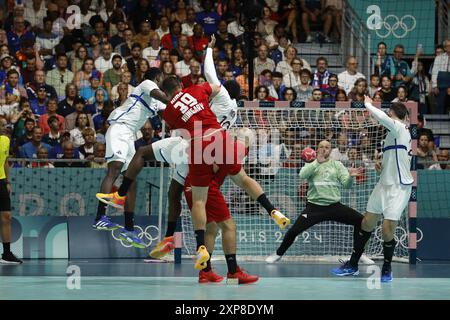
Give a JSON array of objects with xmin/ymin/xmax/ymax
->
[
  {"xmin": 208, "ymin": 34, "xmax": 216, "ymax": 48},
  {"xmin": 374, "ymin": 160, "xmax": 382, "ymax": 173},
  {"xmin": 349, "ymin": 166, "xmax": 364, "ymax": 177},
  {"xmin": 364, "ymin": 95, "xmax": 373, "ymax": 105}
]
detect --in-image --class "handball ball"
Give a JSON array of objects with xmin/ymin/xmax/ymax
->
[{"xmin": 301, "ymin": 148, "xmax": 316, "ymax": 163}]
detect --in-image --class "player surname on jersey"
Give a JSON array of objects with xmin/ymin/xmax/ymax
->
[{"xmin": 181, "ymin": 103, "xmax": 205, "ymax": 122}]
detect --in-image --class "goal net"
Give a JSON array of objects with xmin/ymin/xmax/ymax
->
[{"xmin": 180, "ymin": 107, "xmax": 411, "ymax": 262}]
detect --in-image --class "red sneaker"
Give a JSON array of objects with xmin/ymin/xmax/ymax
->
[
  {"xmin": 227, "ymin": 266, "xmax": 259, "ymax": 284},
  {"xmin": 199, "ymin": 269, "xmax": 224, "ymax": 283}
]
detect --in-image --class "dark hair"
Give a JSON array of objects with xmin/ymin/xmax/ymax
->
[
  {"xmin": 255, "ymin": 85, "xmax": 269, "ymax": 96},
  {"xmin": 377, "ymin": 41, "xmax": 387, "ymax": 48},
  {"xmin": 73, "ymin": 96, "xmax": 86, "ymax": 105},
  {"xmin": 300, "ymin": 69, "xmax": 312, "ymax": 78},
  {"xmin": 6, "ymin": 69, "xmax": 19, "ymax": 77},
  {"xmin": 316, "ymin": 56, "xmax": 328, "ymax": 65},
  {"xmin": 75, "ymin": 112, "xmax": 90, "ymax": 128},
  {"xmin": 370, "ymin": 73, "xmax": 380, "ymax": 80},
  {"xmin": 56, "ymin": 53, "xmax": 67, "ymax": 60},
  {"xmin": 390, "ymin": 102, "xmax": 408, "ymax": 120},
  {"xmin": 161, "ymin": 76, "xmax": 182, "ymax": 94},
  {"xmin": 223, "ymin": 80, "xmax": 241, "ymax": 100},
  {"xmin": 43, "ymin": 16, "xmax": 53, "ymax": 25},
  {"xmin": 381, "ymin": 74, "xmax": 391, "ymax": 82},
  {"xmin": 32, "ymin": 126, "xmax": 42, "ymax": 133},
  {"xmin": 25, "ymin": 117, "xmax": 35, "ymax": 125},
  {"xmin": 272, "ymin": 71, "xmax": 283, "ymax": 79},
  {"xmin": 131, "ymin": 42, "xmax": 142, "ymax": 50},
  {"xmin": 47, "ymin": 115, "xmax": 60, "ymax": 126},
  {"xmin": 283, "ymin": 87, "xmax": 297, "ymax": 100},
  {"xmin": 159, "ymin": 48, "xmax": 169, "ymax": 55},
  {"xmin": 312, "ymin": 88, "xmax": 322, "ymax": 94},
  {"xmin": 335, "ymin": 88, "xmax": 348, "ymax": 100},
  {"xmin": 144, "ymin": 67, "xmax": 162, "ymax": 81},
  {"xmin": 397, "ymin": 85, "xmax": 408, "ymax": 94}
]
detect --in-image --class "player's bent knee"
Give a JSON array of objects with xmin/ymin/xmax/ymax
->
[
  {"xmin": 220, "ymin": 219, "xmax": 236, "ymax": 233},
  {"xmin": 1, "ymin": 212, "xmax": 12, "ymax": 224},
  {"xmin": 107, "ymin": 161, "xmax": 124, "ymax": 177},
  {"xmin": 362, "ymin": 212, "xmax": 379, "ymax": 230},
  {"xmin": 206, "ymin": 222, "xmax": 219, "ymax": 235}
]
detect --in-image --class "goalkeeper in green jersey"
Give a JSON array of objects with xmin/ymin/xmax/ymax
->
[{"xmin": 266, "ymin": 140, "xmax": 365, "ymax": 264}]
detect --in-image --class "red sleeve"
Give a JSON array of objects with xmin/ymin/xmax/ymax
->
[
  {"xmin": 200, "ymin": 82, "xmax": 212, "ymax": 96},
  {"xmin": 161, "ymin": 34, "xmax": 172, "ymax": 50}
]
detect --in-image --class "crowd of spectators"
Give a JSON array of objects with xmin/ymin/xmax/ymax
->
[{"xmin": 0, "ymin": 0, "xmax": 448, "ymax": 170}]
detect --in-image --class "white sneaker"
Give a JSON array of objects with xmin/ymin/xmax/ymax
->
[
  {"xmin": 359, "ymin": 254, "xmax": 375, "ymax": 265},
  {"xmin": 265, "ymin": 253, "xmax": 282, "ymax": 264},
  {"xmin": 305, "ymin": 35, "xmax": 314, "ymax": 43}
]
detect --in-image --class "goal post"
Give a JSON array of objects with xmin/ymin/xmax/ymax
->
[{"xmin": 177, "ymin": 101, "xmax": 418, "ymax": 264}]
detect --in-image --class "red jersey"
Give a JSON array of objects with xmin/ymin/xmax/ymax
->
[{"xmin": 163, "ymin": 83, "xmax": 221, "ymax": 137}]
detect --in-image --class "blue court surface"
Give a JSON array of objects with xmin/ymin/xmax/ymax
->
[{"xmin": 1, "ymin": 259, "xmax": 450, "ymax": 300}]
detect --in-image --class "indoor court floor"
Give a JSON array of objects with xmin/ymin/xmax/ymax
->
[{"xmin": 1, "ymin": 259, "xmax": 450, "ymax": 300}]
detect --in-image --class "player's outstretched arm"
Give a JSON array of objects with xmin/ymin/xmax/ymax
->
[
  {"xmin": 209, "ymin": 84, "xmax": 222, "ymax": 99},
  {"xmin": 150, "ymin": 89, "xmax": 170, "ymax": 105},
  {"xmin": 204, "ymin": 35, "xmax": 221, "ymax": 86},
  {"xmin": 364, "ymin": 95, "xmax": 397, "ymax": 133}
]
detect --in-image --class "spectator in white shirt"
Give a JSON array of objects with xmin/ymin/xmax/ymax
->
[
  {"xmin": 431, "ymin": 39, "xmax": 450, "ymax": 114},
  {"xmin": 182, "ymin": 7, "xmax": 197, "ymax": 37},
  {"xmin": 283, "ymin": 58, "xmax": 303, "ymax": 88},
  {"xmin": 142, "ymin": 33, "xmax": 161, "ymax": 64},
  {"xmin": 110, "ymin": 71, "xmax": 134, "ymax": 101},
  {"xmin": 156, "ymin": 16, "xmax": 170, "ymax": 40},
  {"xmin": 95, "ymin": 42, "xmax": 125, "ymax": 74},
  {"xmin": 99, "ymin": 0, "xmax": 126, "ymax": 24},
  {"xmin": 276, "ymin": 45, "xmax": 311, "ymax": 75},
  {"xmin": 175, "ymin": 48, "xmax": 194, "ymax": 77},
  {"xmin": 429, "ymin": 149, "xmax": 449, "ymax": 170},
  {"xmin": 24, "ymin": 0, "xmax": 47, "ymax": 30},
  {"xmin": 338, "ymin": 56, "xmax": 365, "ymax": 94},
  {"xmin": 330, "ymin": 132, "xmax": 349, "ymax": 161}
]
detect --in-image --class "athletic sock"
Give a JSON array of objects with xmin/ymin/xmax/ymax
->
[
  {"xmin": 349, "ymin": 229, "xmax": 372, "ymax": 267},
  {"xmin": 95, "ymin": 201, "xmax": 107, "ymax": 221},
  {"xmin": 118, "ymin": 177, "xmax": 134, "ymax": 197},
  {"xmin": 256, "ymin": 193, "xmax": 275, "ymax": 215},
  {"xmin": 194, "ymin": 230, "xmax": 205, "ymax": 250},
  {"xmin": 124, "ymin": 211, "xmax": 134, "ymax": 231},
  {"xmin": 2, "ymin": 242, "xmax": 10, "ymax": 254},
  {"xmin": 204, "ymin": 252, "xmax": 212, "ymax": 272},
  {"xmin": 382, "ymin": 239, "xmax": 396, "ymax": 269},
  {"xmin": 225, "ymin": 254, "xmax": 237, "ymax": 274},
  {"xmin": 165, "ymin": 221, "xmax": 177, "ymax": 238}
]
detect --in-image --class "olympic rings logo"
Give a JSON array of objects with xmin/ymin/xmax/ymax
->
[
  {"xmin": 366, "ymin": 5, "xmax": 417, "ymax": 39},
  {"xmin": 111, "ymin": 225, "xmax": 160, "ymax": 248},
  {"xmin": 374, "ymin": 226, "xmax": 423, "ymax": 250}
]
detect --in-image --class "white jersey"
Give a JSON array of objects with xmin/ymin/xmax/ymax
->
[
  {"xmin": 107, "ymin": 80, "xmax": 165, "ymax": 133},
  {"xmin": 365, "ymin": 102, "xmax": 414, "ymax": 185},
  {"xmin": 204, "ymin": 47, "xmax": 237, "ymax": 130},
  {"xmin": 210, "ymin": 86, "xmax": 238, "ymax": 130}
]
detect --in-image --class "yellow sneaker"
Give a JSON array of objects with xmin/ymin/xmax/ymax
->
[
  {"xmin": 96, "ymin": 192, "xmax": 126, "ymax": 210},
  {"xmin": 194, "ymin": 245, "xmax": 210, "ymax": 270},
  {"xmin": 149, "ymin": 236, "xmax": 175, "ymax": 259},
  {"xmin": 271, "ymin": 210, "xmax": 290, "ymax": 229}
]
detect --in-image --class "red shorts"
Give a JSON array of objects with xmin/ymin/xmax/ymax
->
[
  {"xmin": 184, "ymin": 184, "xmax": 231, "ymax": 223},
  {"xmin": 189, "ymin": 130, "xmax": 245, "ymax": 187}
]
